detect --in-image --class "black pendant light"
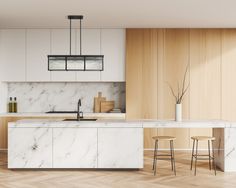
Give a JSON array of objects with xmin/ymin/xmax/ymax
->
[{"xmin": 48, "ymin": 15, "xmax": 104, "ymax": 71}]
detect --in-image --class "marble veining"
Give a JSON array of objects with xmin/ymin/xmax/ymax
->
[
  {"xmin": 7, "ymin": 82, "xmax": 125, "ymax": 113},
  {"xmin": 9, "ymin": 119, "xmax": 232, "ymax": 128},
  {"xmin": 53, "ymin": 128, "xmax": 98, "ymax": 168},
  {"xmin": 8, "ymin": 119, "xmax": 236, "ymax": 171},
  {"xmin": 8, "ymin": 125, "xmax": 143, "ymax": 169},
  {"xmin": 8, "ymin": 127, "xmax": 53, "ymax": 168},
  {"xmin": 98, "ymin": 128, "xmax": 143, "ymax": 168}
]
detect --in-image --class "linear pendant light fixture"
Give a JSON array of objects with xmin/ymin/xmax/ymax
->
[{"xmin": 48, "ymin": 15, "xmax": 104, "ymax": 71}]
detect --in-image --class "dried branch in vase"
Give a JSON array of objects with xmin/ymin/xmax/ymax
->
[{"xmin": 166, "ymin": 64, "xmax": 189, "ymax": 104}]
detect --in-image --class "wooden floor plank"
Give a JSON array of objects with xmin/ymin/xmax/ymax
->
[{"xmin": 0, "ymin": 151, "xmax": 236, "ymax": 188}]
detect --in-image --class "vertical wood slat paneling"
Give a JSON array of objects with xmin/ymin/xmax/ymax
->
[
  {"xmin": 126, "ymin": 28, "xmax": 236, "ymax": 149},
  {"xmin": 222, "ymin": 29, "xmax": 236, "ymax": 121},
  {"xmin": 205, "ymin": 29, "xmax": 222, "ymax": 118},
  {"xmin": 126, "ymin": 29, "xmax": 144, "ymax": 119},
  {"xmin": 158, "ymin": 29, "xmax": 190, "ymax": 149},
  {"xmin": 142, "ymin": 30, "xmax": 158, "ymax": 148},
  {"xmin": 126, "ymin": 29, "xmax": 159, "ymax": 148},
  {"xmin": 189, "ymin": 29, "xmax": 222, "ymax": 149}
]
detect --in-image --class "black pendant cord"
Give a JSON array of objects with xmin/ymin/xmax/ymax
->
[
  {"xmin": 80, "ymin": 18, "xmax": 82, "ymax": 55},
  {"xmin": 69, "ymin": 18, "xmax": 72, "ymax": 55}
]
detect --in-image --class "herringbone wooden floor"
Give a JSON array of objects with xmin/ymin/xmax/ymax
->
[{"xmin": 0, "ymin": 151, "xmax": 236, "ymax": 188}]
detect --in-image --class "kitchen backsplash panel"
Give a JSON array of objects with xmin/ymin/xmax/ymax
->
[{"xmin": 7, "ymin": 82, "xmax": 125, "ymax": 113}]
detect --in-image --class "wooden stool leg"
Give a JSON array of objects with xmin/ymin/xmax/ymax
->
[
  {"xmin": 171, "ymin": 140, "xmax": 176, "ymax": 176},
  {"xmin": 170, "ymin": 140, "xmax": 173, "ymax": 171},
  {"xmin": 211, "ymin": 140, "xmax": 217, "ymax": 176},
  {"xmin": 194, "ymin": 140, "xmax": 198, "ymax": 176},
  {"xmin": 208, "ymin": 140, "xmax": 212, "ymax": 170},
  {"xmin": 152, "ymin": 140, "xmax": 157, "ymax": 170},
  {"xmin": 190, "ymin": 139, "xmax": 195, "ymax": 170},
  {"xmin": 153, "ymin": 141, "xmax": 158, "ymax": 175},
  {"xmin": 153, "ymin": 140, "xmax": 158, "ymax": 171}
]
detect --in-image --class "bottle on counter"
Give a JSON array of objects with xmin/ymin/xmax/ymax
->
[
  {"xmin": 8, "ymin": 97, "xmax": 13, "ymax": 113},
  {"xmin": 13, "ymin": 97, "xmax": 17, "ymax": 113}
]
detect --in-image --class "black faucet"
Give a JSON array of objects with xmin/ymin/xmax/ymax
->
[{"xmin": 77, "ymin": 99, "xmax": 83, "ymax": 121}]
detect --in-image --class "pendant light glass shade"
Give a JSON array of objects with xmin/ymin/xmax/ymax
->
[
  {"xmin": 48, "ymin": 55, "xmax": 104, "ymax": 71},
  {"xmin": 48, "ymin": 15, "xmax": 104, "ymax": 71}
]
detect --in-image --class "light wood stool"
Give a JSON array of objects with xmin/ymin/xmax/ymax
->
[
  {"xmin": 190, "ymin": 136, "xmax": 216, "ymax": 176},
  {"xmin": 152, "ymin": 136, "xmax": 176, "ymax": 176}
]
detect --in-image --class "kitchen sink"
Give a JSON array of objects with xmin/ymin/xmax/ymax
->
[{"xmin": 63, "ymin": 118, "xmax": 97, "ymax": 121}]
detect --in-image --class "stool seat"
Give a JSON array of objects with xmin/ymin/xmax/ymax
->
[
  {"xmin": 191, "ymin": 136, "xmax": 215, "ymax": 141},
  {"xmin": 152, "ymin": 136, "xmax": 176, "ymax": 141}
]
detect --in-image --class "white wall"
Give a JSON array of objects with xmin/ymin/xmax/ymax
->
[{"xmin": 0, "ymin": 82, "xmax": 7, "ymax": 113}]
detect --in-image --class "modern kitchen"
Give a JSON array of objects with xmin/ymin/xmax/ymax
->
[{"xmin": 1, "ymin": 0, "xmax": 236, "ymax": 188}]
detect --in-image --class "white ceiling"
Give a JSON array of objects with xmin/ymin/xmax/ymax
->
[{"xmin": 0, "ymin": 0, "xmax": 236, "ymax": 28}]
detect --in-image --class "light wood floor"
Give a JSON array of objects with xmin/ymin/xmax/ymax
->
[{"xmin": 0, "ymin": 151, "xmax": 236, "ymax": 188}]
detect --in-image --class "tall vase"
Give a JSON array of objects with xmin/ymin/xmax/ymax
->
[{"xmin": 175, "ymin": 103, "xmax": 182, "ymax": 121}]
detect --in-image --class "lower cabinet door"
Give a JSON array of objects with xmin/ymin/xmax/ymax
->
[
  {"xmin": 8, "ymin": 128, "xmax": 53, "ymax": 168},
  {"xmin": 53, "ymin": 128, "xmax": 98, "ymax": 168},
  {"xmin": 98, "ymin": 128, "xmax": 143, "ymax": 168}
]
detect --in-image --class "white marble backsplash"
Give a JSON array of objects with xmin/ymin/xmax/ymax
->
[{"xmin": 7, "ymin": 82, "xmax": 125, "ymax": 113}]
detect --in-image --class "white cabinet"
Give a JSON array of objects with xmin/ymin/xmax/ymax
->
[
  {"xmin": 26, "ymin": 29, "xmax": 51, "ymax": 81},
  {"xmin": 101, "ymin": 29, "xmax": 125, "ymax": 82},
  {"xmin": 0, "ymin": 29, "xmax": 125, "ymax": 82},
  {"xmin": 8, "ymin": 128, "xmax": 53, "ymax": 168},
  {"xmin": 8, "ymin": 125, "xmax": 143, "ymax": 169},
  {"xmin": 50, "ymin": 29, "xmax": 77, "ymax": 81},
  {"xmin": 76, "ymin": 29, "xmax": 101, "ymax": 81},
  {"xmin": 98, "ymin": 127, "xmax": 143, "ymax": 168},
  {"xmin": 53, "ymin": 128, "xmax": 98, "ymax": 168},
  {"xmin": 0, "ymin": 29, "xmax": 26, "ymax": 81}
]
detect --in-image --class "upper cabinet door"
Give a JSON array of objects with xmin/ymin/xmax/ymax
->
[
  {"xmin": 76, "ymin": 29, "xmax": 101, "ymax": 81},
  {"xmin": 101, "ymin": 29, "xmax": 125, "ymax": 82},
  {"xmin": 0, "ymin": 29, "xmax": 26, "ymax": 81},
  {"xmin": 50, "ymin": 29, "xmax": 76, "ymax": 81},
  {"xmin": 26, "ymin": 29, "xmax": 51, "ymax": 81}
]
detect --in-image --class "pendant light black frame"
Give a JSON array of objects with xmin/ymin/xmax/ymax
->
[{"xmin": 48, "ymin": 15, "xmax": 104, "ymax": 71}]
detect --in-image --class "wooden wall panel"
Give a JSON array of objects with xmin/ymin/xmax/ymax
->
[
  {"xmin": 157, "ymin": 29, "xmax": 165, "ymax": 119},
  {"xmin": 205, "ymin": 29, "xmax": 222, "ymax": 118},
  {"xmin": 158, "ymin": 29, "xmax": 190, "ymax": 149},
  {"xmin": 222, "ymin": 29, "xmax": 236, "ymax": 121},
  {"xmin": 142, "ymin": 30, "xmax": 158, "ymax": 148},
  {"xmin": 189, "ymin": 29, "xmax": 216, "ymax": 148},
  {"xmin": 162, "ymin": 29, "xmax": 190, "ymax": 119},
  {"xmin": 126, "ymin": 29, "xmax": 159, "ymax": 148},
  {"xmin": 126, "ymin": 29, "xmax": 144, "ymax": 119},
  {"xmin": 189, "ymin": 29, "xmax": 208, "ymax": 119},
  {"xmin": 125, "ymin": 29, "xmax": 236, "ymax": 149}
]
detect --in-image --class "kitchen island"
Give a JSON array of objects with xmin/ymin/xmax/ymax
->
[{"xmin": 8, "ymin": 119, "xmax": 236, "ymax": 171}]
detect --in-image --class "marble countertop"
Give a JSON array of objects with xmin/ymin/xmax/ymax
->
[
  {"xmin": 8, "ymin": 119, "xmax": 235, "ymax": 128},
  {"xmin": 0, "ymin": 112, "xmax": 126, "ymax": 118},
  {"xmin": 8, "ymin": 119, "xmax": 142, "ymax": 128}
]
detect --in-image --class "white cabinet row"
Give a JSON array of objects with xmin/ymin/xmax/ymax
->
[
  {"xmin": 0, "ymin": 29, "xmax": 125, "ymax": 82},
  {"xmin": 8, "ymin": 127, "xmax": 143, "ymax": 168}
]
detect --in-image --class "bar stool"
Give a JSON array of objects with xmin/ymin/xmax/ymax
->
[
  {"xmin": 152, "ymin": 136, "xmax": 176, "ymax": 176},
  {"xmin": 190, "ymin": 136, "xmax": 216, "ymax": 176}
]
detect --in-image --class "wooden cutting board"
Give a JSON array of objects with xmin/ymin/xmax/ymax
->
[
  {"xmin": 94, "ymin": 92, "xmax": 106, "ymax": 113},
  {"xmin": 100, "ymin": 101, "xmax": 115, "ymax": 113}
]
